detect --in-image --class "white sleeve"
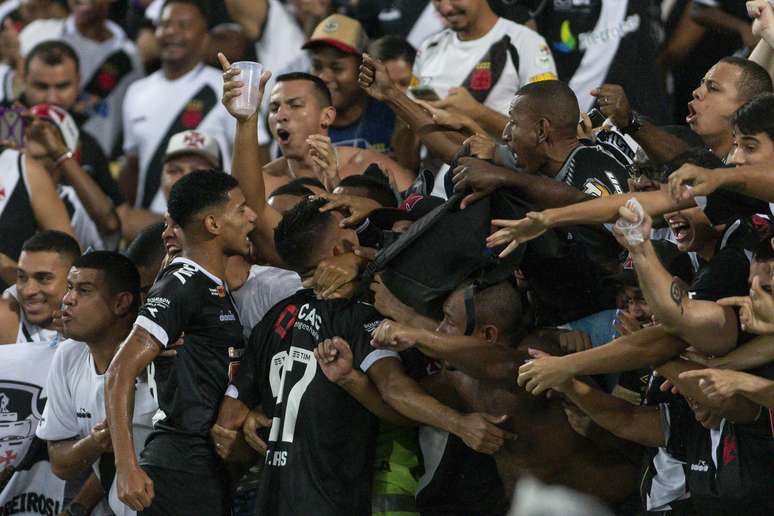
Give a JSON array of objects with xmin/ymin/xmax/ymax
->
[
  {"xmin": 122, "ymin": 84, "xmax": 138, "ymax": 155},
  {"xmin": 516, "ymin": 31, "xmax": 558, "ymax": 85},
  {"xmin": 36, "ymin": 346, "xmax": 79, "ymax": 441}
]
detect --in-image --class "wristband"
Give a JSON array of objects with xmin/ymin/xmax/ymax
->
[
  {"xmin": 54, "ymin": 150, "xmax": 74, "ymax": 166},
  {"xmin": 62, "ymin": 502, "xmax": 89, "ymax": 516}
]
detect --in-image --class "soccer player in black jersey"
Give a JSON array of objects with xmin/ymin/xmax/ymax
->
[
  {"xmin": 215, "ymin": 198, "xmax": 514, "ymax": 516},
  {"xmin": 105, "ymin": 170, "xmax": 257, "ymax": 515}
]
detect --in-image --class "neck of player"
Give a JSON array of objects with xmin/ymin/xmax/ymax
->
[
  {"xmin": 163, "ymin": 57, "xmax": 201, "ymax": 81},
  {"xmin": 183, "ymin": 243, "xmax": 229, "ymax": 287},
  {"xmin": 459, "ymin": 11, "xmax": 499, "ymax": 41},
  {"xmin": 88, "ymin": 320, "xmax": 133, "ymax": 375},
  {"xmin": 542, "ymin": 139, "xmax": 582, "ymax": 177},
  {"xmin": 706, "ymin": 131, "xmax": 734, "ymax": 162}
]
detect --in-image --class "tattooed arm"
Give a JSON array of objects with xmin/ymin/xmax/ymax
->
[{"xmin": 629, "ymin": 240, "xmax": 738, "ymax": 356}]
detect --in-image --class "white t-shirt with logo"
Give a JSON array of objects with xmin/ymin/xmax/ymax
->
[
  {"xmin": 231, "ymin": 265, "xmax": 302, "ymax": 340},
  {"xmin": 36, "ymin": 339, "xmax": 157, "ymax": 516},
  {"xmin": 0, "ymin": 339, "xmax": 65, "ymax": 515},
  {"xmin": 122, "ymin": 64, "xmax": 235, "ymax": 211},
  {"xmin": 413, "ymin": 17, "xmax": 557, "ymax": 115}
]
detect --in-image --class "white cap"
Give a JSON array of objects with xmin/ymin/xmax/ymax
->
[
  {"xmin": 163, "ymin": 130, "xmax": 221, "ymax": 168},
  {"xmin": 29, "ymin": 104, "xmax": 79, "ymax": 153}
]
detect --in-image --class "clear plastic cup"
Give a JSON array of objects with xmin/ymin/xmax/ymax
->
[
  {"xmin": 614, "ymin": 197, "xmax": 645, "ymax": 245},
  {"xmin": 231, "ymin": 61, "xmax": 263, "ymax": 117}
]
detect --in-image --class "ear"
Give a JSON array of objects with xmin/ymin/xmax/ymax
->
[
  {"xmin": 203, "ymin": 213, "xmax": 221, "ymax": 236},
  {"xmin": 481, "ymin": 324, "xmax": 499, "ymax": 344},
  {"xmin": 320, "ymin": 106, "xmax": 336, "ymax": 130},
  {"xmin": 536, "ymin": 118, "xmax": 549, "ymax": 144},
  {"xmin": 113, "ymin": 291, "xmax": 134, "ymax": 317}
]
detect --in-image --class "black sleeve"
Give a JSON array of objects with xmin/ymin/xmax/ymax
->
[
  {"xmin": 568, "ymin": 151, "xmax": 628, "ymax": 197},
  {"xmin": 78, "ymin": 132, "xmax": 125, "ymax": 206},
  {"xmin": 663, "ymin": 399, "xmax": 695, "ymax": 462},
  {"xmin": 338, "ymin": 302, "xmax": 388, "ymax": 372},
  {"xmin": 135, "ymin": 271, "xmax": 195, "ymax": 348},
  {"xmin": 230, "ymin": 318, "xmax": 273, "ymax": 410},
  {"xmin": 690, "ymin": 247, "xmax": 750, "ymax": 302}
]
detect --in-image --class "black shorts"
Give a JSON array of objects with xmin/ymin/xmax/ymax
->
[{"xmin": 139, "ymin": 465, "xmax": 229, "ymax": 516}]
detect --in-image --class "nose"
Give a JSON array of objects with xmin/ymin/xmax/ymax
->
[
  {"xmin": 502, "ymin": 121, "xmax": 512, "ymax": 142},
  {"xmin": 436, "ymin": 0, "xmax": 454, "ymax": 15},
  {"xmin": 730, "ymin": 146, "xmax": 746, "ymax": 166},
  {"xmin": 45, "ymin": 88, "xmax": 60, "ymax": 105},
  {"xmin": 692, "ymin": 83, "xmax": 705, "ymax": 100},
  {"xmin": 62, "ymin": 288, "xmax": 75, "ymax": 306},
  {"xmin": 246, "ymin": 207, "xmax": 257, "ymax": 223}
]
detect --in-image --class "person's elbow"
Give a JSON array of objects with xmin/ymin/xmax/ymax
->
[{"xmin": 47, "ymin": 446, "xmax": 86, "ymax": 481}]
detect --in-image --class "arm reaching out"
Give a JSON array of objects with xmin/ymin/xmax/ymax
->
[{"xmin": 314, "ymin": 337, "xmax": 413, "ymax": 425}]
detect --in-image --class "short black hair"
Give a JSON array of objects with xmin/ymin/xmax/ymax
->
[
  {"xmin": 167, "ymin": 169, "xmax": 239, "ymax": 228},
  {"xmin": 22, "ymin": 231, "xmax": 81, "ymax": 264},
  {"xmin": 732, "ymin": 93, "xmax": 774, "ymax": 141},
  {"xmin": 462, "ymin": 280, "xmax": 525, "ymax": 340},
  {"xmin": 367, "ymin": 36, "xmax": 416, "ymax": 66},
  {"xmin": 269, "ymin": 183, "xmax": 314, "ymax": 199},
  {"xmin": 753, "ymin": 238, "xmax": 774, "ymax": 262},
  {"xmin": 124, "ymin": 223, "xmax": 166, "ymax": 270},
  {"xmin": 515, "ymin": 80, "xmax": 579, "ymax": 134},
  {"xmin": 275, "ymin": 72, "xmax": 333, "ymax": 108},
  {"xmin": 718, "ymin": 56, "xmax": 773, "ymax": 101},
  {"xmin": 274, "ymin": 198, "xmax": 335, "ymax": 273},
  {"xmin": 161, "ymin": 0, "xmax": 211, "ymax": 23},
  {"xmin": 73, "ymin": 251, "xmax": 141, "ymax": 313},
  {"xmin": 25, "ymin": 40, "xmax": 80, "ymax": 75},
  {"xmin": 338, "ymin": 175, "xmax": 398, "ymax": 207}
]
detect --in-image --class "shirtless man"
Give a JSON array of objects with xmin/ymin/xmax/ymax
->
[
  {"xmin": 371, "ymin": 280, "xmax": 640, "ymax": 506},
  {"xmin": 219, "ymin": 54, "xmax": 415, "ymax": 196}
]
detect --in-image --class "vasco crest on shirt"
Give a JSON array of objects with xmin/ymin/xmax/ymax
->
[
  {"xmin": 182, "ymin": 100, "xmax": 205, "ymax": 129},
  {"xmin": 470, "ymin": 62, "xmax": 493, "ymax": 91},
  {"xmin": 0, "ymin": 381, "xmax": 45, "ymax": 469}
]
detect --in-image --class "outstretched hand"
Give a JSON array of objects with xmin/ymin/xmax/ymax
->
[
  {"xmin": 218, "ymin": 52, "xmax": 272, "ymax": 121},
  {"xmin": 486, "ymin": 212, "xmax": 550, "ymax": 258},
  {"xmin": 718, "ymin": 275, "xmax": 774, "ymax": 334},
  {"xmin": 667, "ymin": 163, "xmax": 724, "ymax": 204},
  {"xmin": 517, "ymin": 348, "xmax": 573, "ymax": 395}
]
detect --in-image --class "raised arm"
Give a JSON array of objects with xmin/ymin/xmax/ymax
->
[
  {"xmin": 26, "ymin": 118, "xmax": 120, "ymax": 236},
  {"xmin": 24, "ymin": 153, "xmax": 76, "ymax": 238},
  {"xmin": 105, "ymin": 326, "xmax": 160, "ymax": 512},
  {"xmin": 358, "ymin": 53, "xmax": 464, "ymax": 164},
  {"xmin": 669, "ymin": 162, "xmax": 774, "ymax": 206},
  {"xmin": 592, "ymin": 84, "xmax": 690, "ymax": 163},
  {"xmin": 218, "ymin": 53, "xmax": 283, "ymax": 266},
  {"xmin": 685, "ymin": 334, "xmax": 774, "ymax": 371}
]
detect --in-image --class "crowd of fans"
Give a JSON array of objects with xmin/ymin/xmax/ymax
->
[{"xmin": 0, "ymin": 0, "xmax": 773, "ymax": 515}]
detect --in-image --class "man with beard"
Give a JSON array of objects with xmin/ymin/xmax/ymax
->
[{"xmin": 105, "ymin": 170, "xmax": 257, "ymax": 515}]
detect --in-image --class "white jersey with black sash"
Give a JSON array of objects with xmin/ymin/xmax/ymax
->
[
  {"xmin": 0, "ymin": 149, "xmax": 38, "ymax": 262},
  {"xmin": 413, "ymin": 17, "xmax": 557, "ymax": 115},
  {"xmin": 59, "ymin": 16, "xmax": 143, "ymax": 157},
  {"xmin": 122, "ymin": 64, "xmax": 234, "ymax": 211}
]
